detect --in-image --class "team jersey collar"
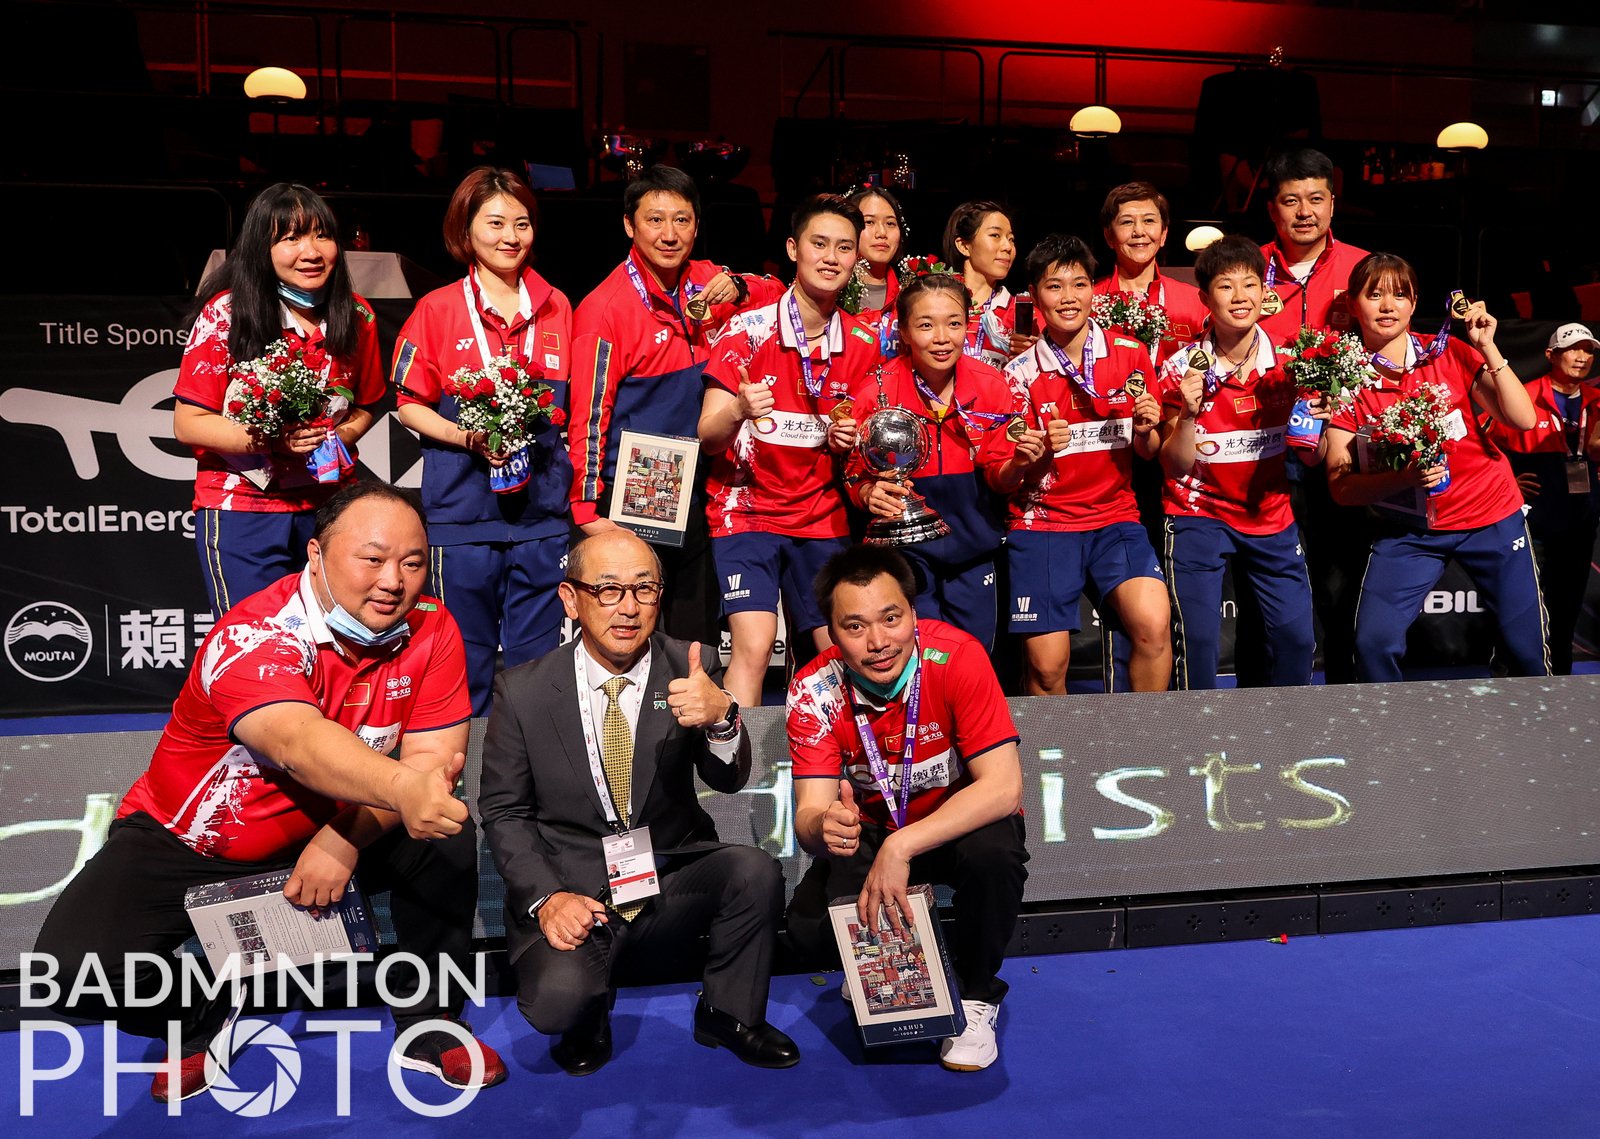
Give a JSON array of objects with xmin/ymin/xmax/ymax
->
[
  {"xmin": 1266, "ymin": 232, "xmax": 1339, "ymax": 281},
  {"xmin": 1036, "ymin": 320, "xmax": 1107, "ymax": 374},
  {"xmin": 974, "ymin": 284, "xmax": 1012, "ymax": 311},
  {"xmin": 777, "ymin": 287, "xmax": 845, "ymax": 357},
  {"xmin": 1196, "ymin": 327, "xmax": 1277, "ymax": 389},
  {"xmin": 626, "ymin": 246, "xmax": 692, "ymax": 311},
  {"xmin": 277, "ymin": 302, "xmax": 328, "ymax": 341},
  {"xmin": 295, "ymin": 566, "xmax": 411, "ymax": 656},
  {"xmin": 469, "ymin": 265, "xmax": 535, "ymax": 325}
]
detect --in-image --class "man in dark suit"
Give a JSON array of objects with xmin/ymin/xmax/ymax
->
[{"xmin": 480, "ymin": 529, "xmax": 800, "ymax": 1075}]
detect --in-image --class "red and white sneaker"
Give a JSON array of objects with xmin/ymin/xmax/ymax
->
[
  {"xmin": 150, "ymin": 1047, "xmax": 216, "ymax": 1103},
  {"xmin": 396, "ymin": 1018, "xmax": 508, "ymax": 1090}
]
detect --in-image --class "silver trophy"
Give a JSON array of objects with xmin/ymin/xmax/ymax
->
[{"xmin": 857, "ymin": 406, "xmax": 950, "ymax": 545}]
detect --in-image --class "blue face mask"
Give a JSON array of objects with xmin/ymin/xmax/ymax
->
[
  {"xmin": 313, "ymin": 562, "xmax": 409, "ymax": 648},
  {"xmin": 278, "ymin": 281, "xmax": 330, "ymax": 309},
  {"xmin": 849, "ymin": 652, "xmax": 917, "ymax": 702}
]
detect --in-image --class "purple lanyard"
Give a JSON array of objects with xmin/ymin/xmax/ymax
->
[
  {"xmin": 1200, "ymin": 328, "xmax": 1260, "ymax": 395},
  {"xmin": 625, "ymin": 258, "xmax": 703, "ymax": 320},
  {"xmin": 787, "ymin": 292, "xmax": 831, "ymax": 398},
  {"xmin": 1043, "ymin": 327, "xmax": 1101, "ymax": 398},
  {"xmin": 1370, "ymin": 322, "xmax": 1451, "ymax": 374},
  {"xmin": 910, "ymin": 367, "xmax": 1011, "ymax": 438},
  {"xmin": 965, "ymin": 290, "xmax": 1002, "ymax": 358},
  {"xmin": 848, "ymin": 634, "xmax": 922, "ymax": 829}
]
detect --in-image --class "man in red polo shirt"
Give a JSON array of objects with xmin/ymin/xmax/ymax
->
[
  {"xmin": 33, "ymin": 481, "xmax": 506, "ymax": 1103},
  {"xmin": 785, "ymin": 545, "xmax": 1027, "ymax": 1073}
]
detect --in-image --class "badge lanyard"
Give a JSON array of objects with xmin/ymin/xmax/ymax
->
[
  {"xmin": 909, "ymin": 366, "xmax": 1011, "ymax": 438},
  {"xmin": 573, "ymin": 648, "xmax": 632, "ymax": 829},
  {"xmin": 1370, "ymin": 322, "xmax": 1451, "ymax": 376},
  {"xmin": 1200, "ymin": 328, "xmax": 1261, "ymax": 395},
  {"xmin": 1553, "ymin": 388, "xmax": 1587, "ymax": 458},
  {"xmin": 846, "ymin": 634, "xmax": 922, "ymax": 830},
  {"xmin": 1042, "ymin": 324, "xmax": 1102, "ymax": 398},
  {"xmin": 462, "ymin": 272, "xmax": 535, "ymax": 369},
  {"xmin": 1265, "ymin": 239, "xmax": 1335, "ymax": 328},
  {"xmin": 787, "ymin": 292, "xmax": 833, "ymax": 398},
  {"xmin": 965, "ymin": 290, "xmax": 1003, "ymax": 358}
]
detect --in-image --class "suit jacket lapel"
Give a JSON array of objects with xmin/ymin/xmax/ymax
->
[
  {"xmin": 552, "ymin": 641, "xmax": 613, "ymax": 824},
  {"xmin": 630, "ymin": 637, "xmax": 675, "ymax": 819}
]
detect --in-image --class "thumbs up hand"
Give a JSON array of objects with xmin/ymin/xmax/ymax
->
[
  {"xmin": 823, "ymin": 778, "xmax": 863, "ymax": 857},
  {"xmin": 666, "ymin": 643, "xmax": 731, "ymax": 729},
  {"xmin": 394, "ymin": 751, "xmax": 469, "ymax": 840}
]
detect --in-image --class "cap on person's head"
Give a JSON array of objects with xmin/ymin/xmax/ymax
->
[{"xmin": 1548, "ymin": 322, "xmax": 1598, "ymax": 352}]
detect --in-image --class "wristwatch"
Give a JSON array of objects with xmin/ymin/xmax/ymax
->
[{"xmin": 706, "ymin": 693, "xmax": 741, "ymax": 741}]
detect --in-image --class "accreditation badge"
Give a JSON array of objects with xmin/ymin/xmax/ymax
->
[
  {"xmin": 602, "ymin": 826, "xmax": 661, "ymax": 907},
  {"xmin": 1567, "ymin": 457, "xmax": 1591, "ymax": 495}
]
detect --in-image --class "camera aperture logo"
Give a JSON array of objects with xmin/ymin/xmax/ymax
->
[{"xmin": 5, "ymin": 602, "xmax": 94, "ymax": 682}]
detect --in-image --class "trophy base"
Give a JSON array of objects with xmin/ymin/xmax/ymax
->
[{"xmin": 864, "ymin": 494, "xmax": 951, "ymax": 547}]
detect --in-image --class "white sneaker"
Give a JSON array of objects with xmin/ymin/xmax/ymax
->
[{"xmin": 938, "ymin": 1000, "xmax": 999, "ymax": 1071}]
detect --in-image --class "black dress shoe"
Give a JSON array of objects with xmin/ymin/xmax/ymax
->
[
  {"xmin": 692, "ymin": 996, "xmax": 800, "ymax": 1069},
  {"xmin": 551, "ymin": 1018, "xmax": 613, "ymax": 1076}
]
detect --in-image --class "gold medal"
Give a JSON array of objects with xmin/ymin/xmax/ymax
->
[
  {"xmin": 686, "ymin": 293, "xmax": 710, "ymax": 321},
  {"xmin": 1259, "ymin": 289, "xmax": 1284, "ymax": 317},
  {"xmin": 1124, "ymin": 372, "xmax": 1147, "ymax": 398},
  {"xmin": 1005, "ymin": 415, "xmax": 1029, "ymax": 441},
  {"xmin": 829, "ymin": 399, "xmax": 856, "ymax": 423},
  {"xmin": 1188, "ymin": 348, "xmax": 1213, "ymax": 373},
  {"xmin": 1448, "ymin": 289, "xmax": 1470, "ymax": 319}
]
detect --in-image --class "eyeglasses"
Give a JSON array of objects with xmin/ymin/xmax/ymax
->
[{"xmin": 564, "ymin": 579, "xmax": 664, "ymax": 606}]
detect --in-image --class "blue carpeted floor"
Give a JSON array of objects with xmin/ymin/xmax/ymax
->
[{"xmin": 7, "ymin": 914, "xmax": 1599, "ymax": 1136}]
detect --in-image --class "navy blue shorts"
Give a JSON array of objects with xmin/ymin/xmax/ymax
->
[
  {"xmin": 711, "ymin": 531, "xmax": 848, "ymax": 632},
  {"xmin": 1007, "ymin": 523, "xmax": 1164, "ymax": 634}
]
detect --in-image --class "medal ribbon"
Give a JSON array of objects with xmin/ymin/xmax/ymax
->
[
  {"xmin": 1201, "ymin": 328, "xmax": 1261, "ymax": 395},
  {"xmin": 1043, "ymin": 325, "xmax": 1101, "ymax": 398},
  {"xmin": 909, "ymin": 367, "xmax": 1011, "ymax": 437},
  {"xmin": 1265, "ymin": 237, "xmax": 1338, "ymax": 326},
  {"xmin": 847, "ymin": 631, "xmax": 922, "ymax": 830},
  {"xmin": 965, "ymin": 290, "xmax": 1003, "ymax": 358},
  {"xmin": 787, "ymin": 292, "xmax": 832, "ymax": 398},
  {"xmin": 1370, "ymin": 321, "xmax": 1451, "ymax": 375},
  {"xmin": 625, "ymin": 257, "xmax": 704, "ymax": 321}
]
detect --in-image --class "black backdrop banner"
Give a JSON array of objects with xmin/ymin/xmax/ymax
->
[
  {"xmin": 0, "ymin": 298, "xmax": 1594, "ymax": 715},
  {"xmin": 0, "ymin": 297, "xmax": 417, "ymax": 715}
]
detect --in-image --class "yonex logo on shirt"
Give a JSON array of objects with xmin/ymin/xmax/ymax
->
[
  {"xmin": 654, "ymin": 329, "xmax": 671, "ymax": 345},
  {"xmin": 455, "ymin": 337, "xmax": 474, "ymax": 351}
]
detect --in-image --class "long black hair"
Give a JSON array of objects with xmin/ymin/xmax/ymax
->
[{"xmin": 192, "ymin": 183, "xmax": 359, "ymax": 361}]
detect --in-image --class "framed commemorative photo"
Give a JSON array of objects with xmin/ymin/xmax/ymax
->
[
  {"xmin": 607, "ymin": 430, "xmax": 699, "ymax": 547},
  {"xmin": 828, "ymin": 884, "xmax": 967, "ymax": 1047}
]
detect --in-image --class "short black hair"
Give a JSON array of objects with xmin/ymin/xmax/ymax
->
[
  {"xmin": 624, "ymin": 165, "xmax": 701, "ymax": 221},
  {"xmin": 313, "ymin": 480, "xmax": 428, "ymax": 543},
  {"xmin": 1194, "ymin": 234, "xmax": 1266, "ymax": 292},
  {"xmin": 791, "ymin": 193, "xmax": 863, "ymax": 240},
  {"xmin": 1025, "ymin": 234, "xmax": 1097, "ymax": 294},
  {"xmin": 1263, "ymin": 148, "xmax": 1335, "ymax": 196},
  {"xmin": 814, "ymin": 544, "xmax": 917, "ymax": 623}
]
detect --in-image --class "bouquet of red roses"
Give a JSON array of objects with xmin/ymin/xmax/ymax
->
[
  {"xmin": 225, "ymin": 339, "xmax": 355, "ymax": 483},
  {"xmin": 1091, "ymin": 290, "xmax": 1170, "ymax": 353},
  {"xmin": 1277, "ymin": 326, "xmax": 1376, "ymax": 406},
  {"xmin": 1368, "ymin": 382, "xmax": 1456, "ymax": 473},
  {"xmin": 444, "ymin": 354, "xmax": 565, "ymax": 493},
  {"xmin": 897, "ymin": 254, "xmax": 955, "ymax": 281},
  {"xmin": 225, "ymin": 338, "xmax": 353, "ymax": 438}
]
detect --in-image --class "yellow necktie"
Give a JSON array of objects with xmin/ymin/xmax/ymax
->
[{"xmin": 599, "ymin": 676, "xmax": 645, "ymax": 921}]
